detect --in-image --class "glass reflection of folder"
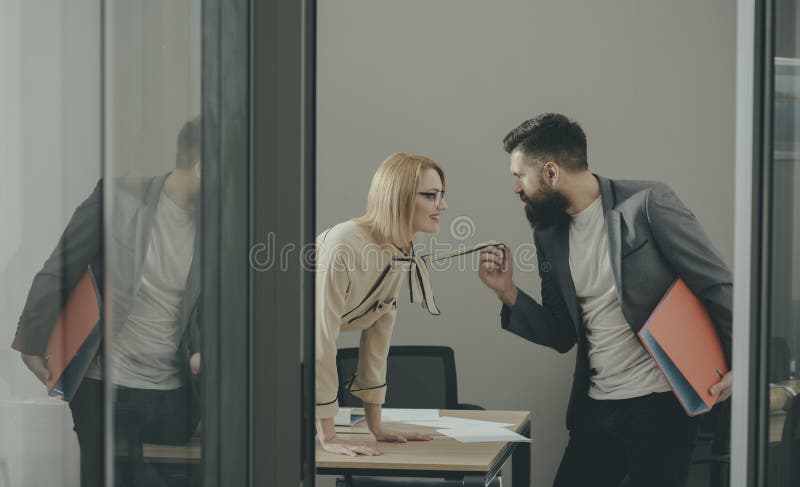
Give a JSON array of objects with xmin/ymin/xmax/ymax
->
[
  {"xmin": 638, "ymin": 278, "xmax": 728, "ymax": 416},
  {"xmin": 44, "ymin": 267, "xmax": 103, "ymax": 402}
]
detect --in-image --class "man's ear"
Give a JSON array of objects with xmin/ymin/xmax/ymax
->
[{"xmin": 542, "ymin": 161, "xmax": 559, "ymax": 185}]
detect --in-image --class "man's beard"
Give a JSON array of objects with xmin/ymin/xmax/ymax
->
[{"xmin": 520, "ymin": 186, "xmax": 570, "ymax": 229}]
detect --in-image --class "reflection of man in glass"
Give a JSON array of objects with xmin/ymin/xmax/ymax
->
[{"xmin": 12, "ymin": 118, "xmax": 203, "ymax": 487}]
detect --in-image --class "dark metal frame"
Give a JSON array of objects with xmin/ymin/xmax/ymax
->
[
  {"xmin": 201, "ymin": 0, "xmax": 316, "ymax": 485},
  {"xmin": 750, "ymin": 0, "xmax": 775, "ymax": 485},
  {"xmin": 302, "ymin": 1, "xmax": 319, "ymax": 482},
  {"xmin": 250, "ymin": 0, "xmax": 316, "ymax": 485},
  {"xmin": 201, "ymin": 0, "xmax": 251, "ymax": 485}
]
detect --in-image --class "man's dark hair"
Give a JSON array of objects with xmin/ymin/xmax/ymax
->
[
  {"xmin": 502, "ymin": 113, "xmax": 588, "ymax": 171},
  {"xmin": 176, "ymin": 116, "xmax": 201, "ymax": 169}
]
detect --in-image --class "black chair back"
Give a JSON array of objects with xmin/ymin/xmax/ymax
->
[{"xmin": 336, "ymin": 346, "xmax": 458, "ymax": 409}]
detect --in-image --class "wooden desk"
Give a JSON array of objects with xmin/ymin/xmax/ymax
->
[
  {"xmin": 318, "ymin": 410, "xmax": 531, "ymax": 487},
  {"xmin": 142, "ymin": 437, "xmax": 201, "ymax": 464}
]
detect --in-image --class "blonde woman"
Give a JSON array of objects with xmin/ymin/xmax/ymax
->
[{"xmin": 315, "ymin": 152, "xmax": 449, "ymax": 456}]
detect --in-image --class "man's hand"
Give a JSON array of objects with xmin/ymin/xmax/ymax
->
[
  {"xmin": 478, "ymin": 244, "xmax": 517, "ymax": 307},
  {"xmin": 710, "ymin": 370, "xmax": 732, "ymax": 403},
  {"xmin": 190, "ymin": 353, "xmax": 201, "ymax": 375},
  {"xmin": 21, "ymin": 352, "xmax": 51, "ymax": 385}
]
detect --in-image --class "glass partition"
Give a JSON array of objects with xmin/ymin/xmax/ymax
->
[
  {"xmin": 4, "ymin": 0, "xmax": 315, "ymax": 484},
  {"xmin": 0, "ymin": 2, "xmax": 101, "ymax": 485},
  {"xmin": 103, "ymin": 1, "xmax": 203, "ymax": 485},
  {"xmin": 763, "ymin": 1, "xmax": 800, "ymax": 484}
]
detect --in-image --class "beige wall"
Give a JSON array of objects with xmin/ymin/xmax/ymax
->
[{"xmin": 316, "ymin": 1, "xmax": 735, "ymax": 485}]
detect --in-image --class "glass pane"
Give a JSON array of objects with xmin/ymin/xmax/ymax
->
[
  {"xmin": 1, "ymin": 1, "xmax": 101, "ymax": 485},
  {"xmin": 766, "ymin": 0, "xmax": 800, "ymax": 485},
  {"xmin": 104, "ymin": 0, "xmax": 203, "ymax": 485}
]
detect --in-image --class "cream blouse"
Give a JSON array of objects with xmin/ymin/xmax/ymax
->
[{"xmin": 315, "ymin": 219, "xmax": 498, "ymax": 418}]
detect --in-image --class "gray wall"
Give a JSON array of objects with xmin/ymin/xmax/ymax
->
[
  {"xmin": 316, "ymin": 1, "xmax": 735, "ymax": 485},
  {"xmin": 109, "ymin": 0, "xmax": 201, "ymax": 178}
]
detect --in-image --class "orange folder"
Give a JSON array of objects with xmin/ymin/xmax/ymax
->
[
  {"xmin": 44, "ymin": 267, "xmax": 103, "ymax": 400},
  {"xmin": 638, "ymin": 278, "xmax": 728, "ymax": 416}
]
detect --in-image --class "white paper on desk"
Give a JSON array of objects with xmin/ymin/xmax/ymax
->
[
  {"xmin": 437, "ymin": 427, "xmax": 531, "ymax": 443},
  {"xmin": 403, "ymin": 417, "xmax": 514, "ymax": 429},
  {"xmin": 381, "ymin": 408, "xmax": 440, "ymax": 423}
]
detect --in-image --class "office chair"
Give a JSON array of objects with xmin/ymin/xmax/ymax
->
[
  {"xmin": 337, "ymin": 346, "xmax": 482, "ymax": 410},
  {"xmin": 334, "ymin": 346, "xmax": 499, "ymax": 487}
]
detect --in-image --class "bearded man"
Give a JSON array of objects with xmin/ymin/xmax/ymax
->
[{"xmin": 478, "ymin": 113, "xmax": 733, "ymax": 487}]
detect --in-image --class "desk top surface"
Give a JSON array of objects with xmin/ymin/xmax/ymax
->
[
  {"xmin": 317, "ymin": 409, "xmax": 531, "ymax": 472},
  {"xmin": 142, "ymin": 437, "xmax": 201, "ymax": 463}
]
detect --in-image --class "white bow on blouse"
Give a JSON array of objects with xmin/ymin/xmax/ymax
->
[{"xmin": 394, "ymin": 240, "xmax": 502, "ymax": 315}]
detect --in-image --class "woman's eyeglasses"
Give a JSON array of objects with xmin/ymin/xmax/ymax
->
[{"xmin": 418, "ymin": 190, "xmax": 445, "ymax": 206}]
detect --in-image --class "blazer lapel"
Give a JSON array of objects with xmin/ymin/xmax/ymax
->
[
  {"xmin": 597, "ymin": 175, "xmax": 623, "ymax": 298},
  {"xmin": 180, "ymin": 232, "xmax": 201, "ymax": 336},
  {"xmin": 605, "ymin": 210, "xmax": 623, "ymax": 296},
  {"xmin": 539, "ymin": 222, "xmax": 581, "ymax": 330}
]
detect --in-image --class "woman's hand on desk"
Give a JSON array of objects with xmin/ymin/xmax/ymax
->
[
  {"xmin": 370, "ymin": 428, "xmax": 433, "ymax": 443},
  {"xmin": 319, "ymin": 437, "xmax": 384, "ymax": 457},
  {"xmin": 317, "ymin": 416, "xmax": 383, "ymax": 456},
  {"xmin": 363, "ymin": 403, "xmax": 433, "ymax": 443}
]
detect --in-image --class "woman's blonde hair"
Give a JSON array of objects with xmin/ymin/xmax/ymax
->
[{"xmin": 354, "ymin": 152, "xmax": 446, "ymax": 246}]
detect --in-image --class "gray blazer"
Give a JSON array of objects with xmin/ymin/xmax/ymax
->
[
  {"xmin": 12, "ymin": 175, "xmax": 201, "ymax": 386},
  {"xmin": 501, "ymin": 175, "xmax": 732, "ymax": 429}
]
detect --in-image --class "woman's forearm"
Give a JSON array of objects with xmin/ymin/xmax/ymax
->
[
  {"xmin": 364, "ymin": 403, "xmax": 383, "ymax": 434},
  {"xmin": 316, "ymin": 417, "xmax": 337, "ymax": 442}
]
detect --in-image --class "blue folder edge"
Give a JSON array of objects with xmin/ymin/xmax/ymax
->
[
  {"xmin": 49, "ymin": 268, "xmax": 103, "ymax": 402},
  {"xmin": 347, "ymin": 414, "xmax": 366, "ymax": 426},
  {"xmin": 640, "ymin": 327, "xmax": 708, "ymax": 416}
]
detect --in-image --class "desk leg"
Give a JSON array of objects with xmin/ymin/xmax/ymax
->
[{"xmin": 512, "ymin": 436, "xmax": 531, "ymax": 487}]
